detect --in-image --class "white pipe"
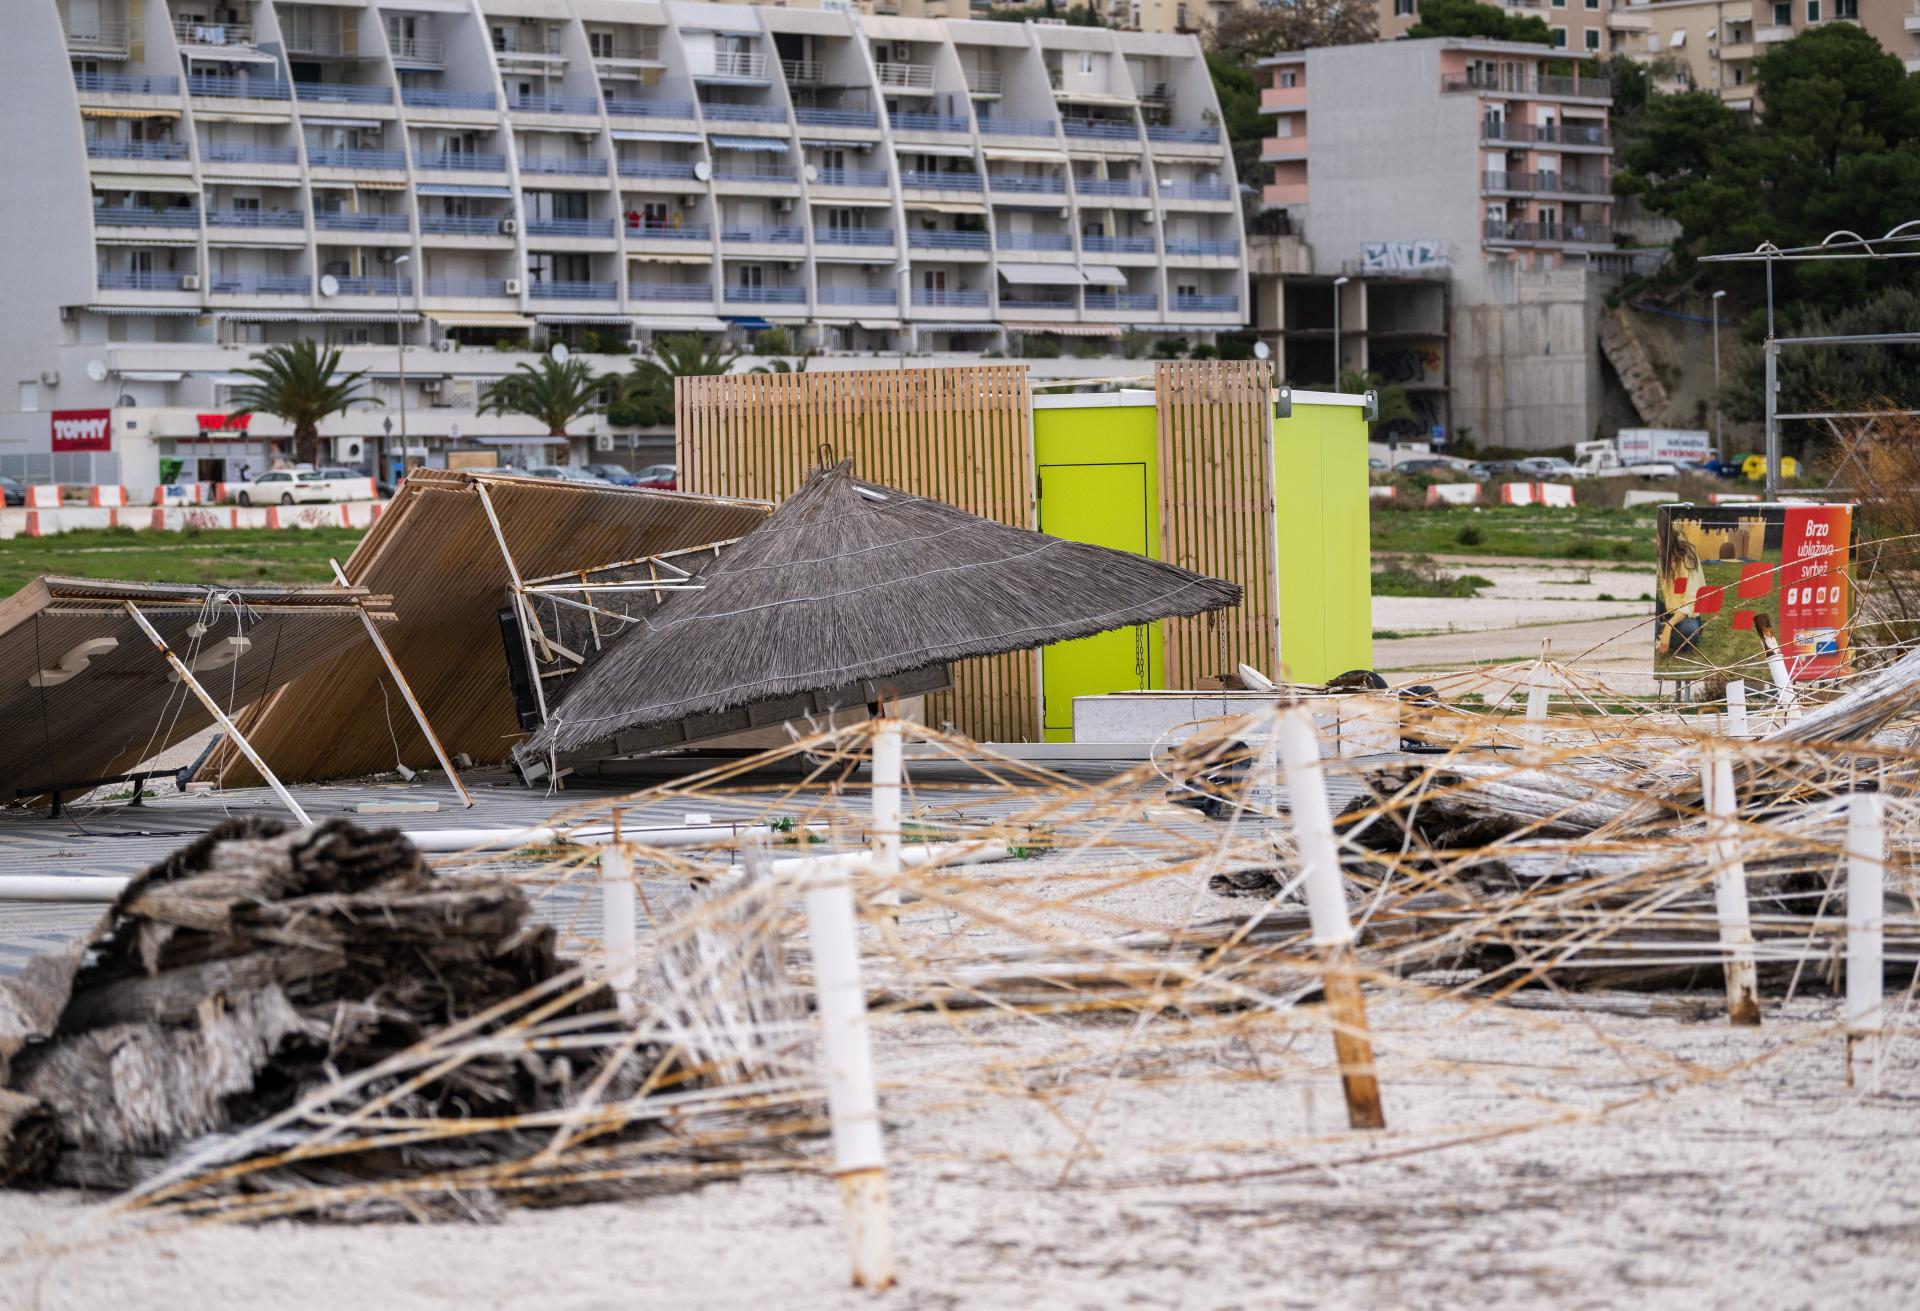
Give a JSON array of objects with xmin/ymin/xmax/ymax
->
[
  {"xmin": 1701, "ymin": 750, "xmax": 1761, "ymax": 1025},
  {"xmin": 1726, "ymin": 679, "xmax": 1749, "ymax": 737},
  {"xmin": 1521, "ymin": 664, "xmax": 1551, "ymax": 750},
  {"xmin": 601, "ymin": 845, "xmax": 637, "ymax": 1017},
  {"xmin": 1276, "ymin": 705, "xmax": 1351, "ymax": 947},
  {"xmin": 401, "ymin": 820, "xmax": 828, "ymax": 853},
  {"xmin": 1847, "ymin": 791, "xmax": 1885, "ymax": 1089},
  {"xmin": 122, "ymin": 602, "xmax": 311, "ymax": 829},
  {"xmin": 0, "ymin": 876, "xmax": 128, "ymax": 902},
  {"xmin": 800, "ymin": 853, "xmax": 895, "ymax": 1290},
  {"xmin": 870, "ymin": 721, "xmax": 903, "ymax": 909}
]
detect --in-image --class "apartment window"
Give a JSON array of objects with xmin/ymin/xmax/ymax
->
[
  {"xmin": 589, "ymin": 30, "xmax": 614, "ymax": 58},
  {"xmin": 827, "ymin": 207, "xmax": 855, "ymax": 230},
  {"xmin": 1585, "ymin": 28, "xmax": 1600, "ymax": 48},
  {"xmin": 1079, "ymin": 52, "xmax": 1094, "ymax": 75},
  {"xmin": 1551, "ymin": 26, "xmax": 1568, "ymax": 46},
  {"xmin": 1805, "ymin": 0, "xmax": 1819, "ymax": 18},
  {"xmin": 18, "ymin": 382, "xmax": 39, "ymax": 413},
  {"xmin": 1394, "ymin": 0, "xmax": 1414, "ymax": 14},
  {"xmin": 736, "ymin": 264, "xmax": 764, "ymax": 290},
  {"xmin": 1280, "ymin": 70, "xmax": 1299, "ymax": 87},
  {"xmin": 1834, "ymin": 0, "xmax": 1855, "ymax": 16},
  {"xmin": 1551, "ymin": 0, "xmax": 1565, "ymax": 7},
  {"xmin": 1586, "ymin": 0, "xmax": 1599, "ymax": 8},
  {"xmin": 922, "ymin": 270, "xmax": 946, "ymax": 292},
  {"xmin": 1773, "ymin": 1, "xmax": 1790, "ymax": 22}
]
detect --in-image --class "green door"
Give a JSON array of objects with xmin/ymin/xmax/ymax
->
[{"xmin": 1038, "ymin": 462, "xmax": 1150, "ymax": 741}]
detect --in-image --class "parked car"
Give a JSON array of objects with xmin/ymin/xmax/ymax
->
[
  {"xmin": 585, "ymin": 463, "xmax": 640, "ymax": 487},
  {"xmin": 1515, "ymin": 457, "xmax": 1580, "ymax": 479},
  {"xmin": 234, "ymin": 469, "xmax": 341, "ymax": 505},
  {"xmin": 1479, "ymin": 460, "xmax": 1528, "ymax": 478},
  {"xmin": 1396, "ymin": 458, "xmax": 1485, "ymax": 481},
  {"xmin": 528, "ymin": 465, "xmax": 609, "ymax": 484},
  {"xmin": 0, "ymin": 475, "xmax": 24, "ymax": 508},
  {"xmin": 311, "ymin": 468, "xmax": 376, "ymax": 500},
  {"xmin": 633, "ymin": 463, "xmax": 677, "ymax": 490}
]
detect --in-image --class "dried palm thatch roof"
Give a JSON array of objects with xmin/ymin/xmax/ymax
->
[{"xmin": 527, "ymin": 460, "xmax": 1242, "ymax": 756}]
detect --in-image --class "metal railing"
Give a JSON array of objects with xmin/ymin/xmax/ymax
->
[
  {"xmin": 816, "ymin": 168, "xmax": 892, "ymax": 187},
  {"xmin": 308, "ymin": 148, "xmax": 408, "ymax": 170},
  {"xmin": 509, "ymin": 92, "xmax": 602, "ymax": 115},
  {"xmin": 699, "ymin": 51, "xmax": 769, "ymax": 80},
  {"xmin": 816, "ymin": 227, "xmax": 894, "ymax": 247},
  {"xmin": 629, "ymin": 282, "xmax": 713, "ymax": 301},
  {"xmin": 415, "ymin": 152, "xmax": 508, "ymax": 172},
  {"xmin": 1082, "ymin": 235, "xmax": 1155, "ymax": 254},
  {"xmin": 332, "ymin": 277, "xmax": 415, "ymax": 296},
  {"xmin": 892, "ymin": 111, "xmax": 970, "ymax": 133},
  {"xmin": 93, "ymin": 207, "xmax": 200, "ymax": 228},
  {"xmin": 628, "ymin": 222, "xmax": 713, "ymax": 241},
  {"xmin": 282, "ymin": 28, "xmax": 352, "ymax": 57},
  {"xmin": 1147, "ymin": 125, "xmax": 1219, "ymax": 145},
  {"xmin": 1483, "ymin": 219, "xmax": 1612, "ymax": 245},
  {"xmin": 518, "ymin": 155, "xmax": 609, "ymax": 176},
  {"xmin": 1085, "ymin": 291, "xmax": 1158, "ymax": 310},
  {"xmin": 699, "ymin": 102, "xmax": 788, "ymax": 123},
  {"xmin": 965, "ymin": 68, "xmax": 1005, "ymax": 96},
  {"xmin": 527, "ymin": 217, "xmax": 617, "ymax": 238},
  {"xmin": 1062, "ymin": 119, "xmax": 1138, "ymax": 141},
  {"xmin": 173, "ymin": 18, "xmax": 256, "ymax": 47},
  {"xmin": 1159, "ymin": 181, "xmax": 1233, "ymax": 201},
  {"xmin": 1482, "ymin": 120, "xmax": 1612, "ymax": 148},
  {"xmin": 605, "ymin": 96, "xmax": 697, "ymax": 118},
  {"xmin": 205, "ymin": 208, "xmax": 306, "ymax": 229},
  {"xmin": 420, "ymin": 214, "xmax": 506, "ymax": 235},
  {"xmin": 75, "ymin": 71, "xmax": 181, "ymax": 96},
  {"xmin": 1483, "ymin": 170, "xmax": 1612, "ymax": 197},
  {"xmin": 712, "ymin": 166, "xmax": 794, "ymax": 182},
  {"xmin": 1074, "ymin": 177, "xmax": 1146, "ymax": 196},
  {"xmin": 530, "ymin": 280, "xmax": 620, "ymax": 300},
  {"xmin": 989, "ymin": 174, "xmax": 1066, "ymax": 194},
  {"xmin": 187, "ymin": 74, "xmax": 290, "ymax": 100},
  {"xmin": 978, "ymin": 116, "xmax": 1056, "ymax": 137},
  {"xmin": 818, "ymin": 286, "xmax": 897, "ymax": 305},
  {"xmin": 618, "ymin": 160, "xmax": 700, "ymax": 181},
  {"xmin": 315, "ymin": 211, "xmax": 411, "ymax": 232},
  {"xmin": 794, "ymin": 107, "xmax": 879, "ymax": 129},
  {"xmin": 1170, "ymin": 292, "xmax": 1238, "ymax": 312},
  {"xmin": 781, "ymin": 58, "xmax": 823, "ymax": 84},
  {"xmin": 999, "ymin": 296, "xmax": 1074, "ymax": 311},
  {"xmin": 424, "ymin": 278, "xmax": 509, "ymax": 297},
  {"xmin": 591, "ymin": 41, "xmax": 661, "ymax": 63},
  {"xmin": 402, "ymin": 87, "xmax": 498, "ymax": 111},
  {"xmin": 1163, "ymin": 237, "xmax": 1239, "ymax": 256},
  {"xmin": 295, "ymin": 82, "xmax": 393, "ymax": 106},
  {"xmin": 912, "ymin": 288, "xmax": 989, "ymax": 307},
  {"xmin": 87, "ymin": 139, "xmax": 191, "ymax": 161},
  {"xmin": 899, "ymin": 170, "xmax": 982, "ymax": 191},
  {"xmin": 721, "ymin": 225, "xmax": 805, "ymax": 244},
  {"xmin": 65, "ymin": 19, "xmax": 129, "ymax": 56},
  {"xmin": 210, "ymin": 274, "xmax": 311, "ymax": 295},
  {"xmin": 724, "ymin": 285, "xmax": 806, "ymax": 303},
  {"xmin": 996, "ymin": 232, "xmax": 1071, "ymax": 251},
  {"xmin": 875, "ymin": 61, "xmax": 936, "ymax": 92},
  {"xmin": 908, "ymin": 229, "xmax": 989, "ymax": 249},
  {"xmin": 388, "ymin": 36, "xmax": 446, "ymax": 66},
  {"xmin": 98, "ymin": 271, "xmax": 188, "ymax": 291},
  {"xmin": 201, "ymin": 143, "xmax": 301, "ymax": 165},
  {"xmin": 1444, "ymin": 72, "xmax": 1610, "ymax": 99}
]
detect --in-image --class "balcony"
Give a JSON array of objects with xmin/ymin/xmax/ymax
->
[
  {"xmin": 1260, "ymin": 84, "xmax": 1307, "ymax": 112},
  {"xmin": 1442, "ymin": 72, "xmax": 1611, "ymax": 100},
  {"xmin": 816, "ymin": 227, "xmax": 894, "ymax": 247},
  {"xmin": 1483, "ymin": 219, "xmax": 1612, "ymax": 245},
  {"xmin": 87, "ymin": 139, "xmax": 191, "ymax": 161},
  {"xmin": 1063, "ymin": 119, "xmax": 1139, "ymax": 142},
  {"xmin": 530, "ymin": 280, "xmax": 619, "ymax": 300},
  {"xmin": 93, "ymin": 207, "xmax": 200, "ymax": 228},
  {"xmin": 415, "ymin": 152, "xmax": 508, "ymax": 172},
  {"xmin": 965, "ymin": 68, "xmax": 1005, "ymax": 97},
  {"xmin": 721, "ymin": 225, "xmax": 805, "ymax": 244},
  {"xmin": 205, "ymin": 208, "xmax": 307, "ymax": 229},
  {"xmin": 1481, "ymin": 120, "xmax": 1611, "ymax": 149},
  {"xmin": 618, "ymin": 160, "xmax": 700, "ymax": 181},
  {"xmin": 282, "ymin": 28, "xmax": 355, "ymax": 58},
  {"xmin": 794, "ymin": 107, "xmax": 880, "ymax": 129},
  {"xmin": 989, "ymin": 174, "xmax": 1067, "ymax": 195},
  {"xmin": 875, "ymin": 62, "xmax": 935, "ymax": 93},
  {"xmin": 202, "ymin": 143, "xmax": 301, "ymax": 166},
  {"xmin": 508, "ymin": 91, "xmax": 602, "ymax": 116},
  {"xmin": 295, "ymin": 82, "xmax": 394, "ymax": 106},
  {"xmin": 315, "ymin": 211, "xmax": 412, "ymax": 233},
  {"xmin": 999, "ymin": 296, "xmax": 1075, "ymax": 312},
  {"xmin": 1756, "ymin": 24, "xmax": 1796, "ymax": 41},
  {"xmin": 908, "ymin": 230, "xmax": 990, "ymax": 249},
  {"xmin": 892, "ymin": 111, "xmax": 971, "ymax": 133},
  {"xmin": 996, "ymin": 232, "xmax": 1072, "ymax": 252},
  {"xmin": 173, "ymin": 19, "xmax": 257, "ymax": 48},
  {"xmin": 187, "ymin": 73, "xmax": 290, "ymax": 100},
  {"xmin": 724, "ymin": 285, "xmax": 806, "ymax": 304},
  {"xmin": 1075, "ymin": 177, "xmax": 1147, "ymax": 197},
  {"xmin": 402, "ymin": 87, "xmax": 498, "ymax": 111},
  {"xmin": 1171, "ymin": 292, "xmax": 1238, "ymax": 312},
  {"xmin": 98, "ymin": 271, "xmax": 192, "ymax": 291},
  {"xmin": 629, "ymin": 222, "xmax": 713, "ymax": 241},
  {"xmin": 819, "ymin": 286, "xmax": 898, "ymax": 305},
  {"xmin": 527, "ymin": 218, "xmax": 617, "ymax": 238},
  {"xmin": 605, "ymin": 96, "xmax": 697, "ymax": 119},
  {"xmin": 1263, "ymin": 135, "xmax": 1308, "ymax": 160},
  {"xmin": 781, "ymin": 58, "xmax": 823, "ymax": 84},
  {"xmin": 1483, "ymin": 170, "xmax": 1612, "ymax": 197},
  {"xmin": 1160, "ymin": 181, "xmax": 1234, "ymax": 202},
  {"xmin": 518, "ymin": 155, "xmax": 609, "ymax": 177},
  {"xmin": 420, "ymin": 214, "xmax": 506, "ymax": 235},
  {"xmin": 308, "ymin": 148, "xmax": 408, "ymax": 170},
  {"xmin": 332, "ymin": 277, "xmax": 415, "ymax": 296},
  {"xmin": 1082, "ymin": 235, "xmax": 1155, "ymax": 254},
  {"xmin": 913, "ymin": 289, "xmax": 989, "ymax": 307},
  {"xmin": 75, "ymin": 71, "xmax": 181, "ymax": 96},
  {"xmin": 65, "ymin": 18, "xmax": 129, "ymax": 58},
  {"xmin": 1085, "ymin": 292, "xmax": 1158, "ymax": 311},
  {"xmin": 591, "ymin": 39, "xmax": 662, "ymax": 65},
  {"xmin": 1164, "ymin": 238, "xmax": 1239, "ymax": 256},
  {"xmin": 714, "ymin": 166, "xmax": 794, "ymax": 186},
  {"xmin": 1148, "ymin": 125, "xmax": 1220, "ymax": 145},
  {"xmin": 700, "ymin": 102, "xmax": 790, "ymax": 124},
  {"xmin": 899, "ymin": 170, "xmax": 983, "ymax": 191},
  {"xmin": 388, "ymin": 37, "xmax": 446, "ymax": 68},
  {"xmin": 423, "ymin": 278, "xmax": 510, "ymax": 297},
  {"xmin": 978, "ymin": 117, "xmax": 1056, "ymax": 138},
  {"xmin": 630, "ymin": 282, "xmax": 713, "ymax": 301},
  {"xmin": 696, "ymin": 51, "xmax": 770, "ymax": 81},
  {"xmin": 817, "ymin": 167, "xmax": 892, "ymax": 188},
  {"xmin": 209, "ymin": 274, "xmax": 311, "ymax": 295}
]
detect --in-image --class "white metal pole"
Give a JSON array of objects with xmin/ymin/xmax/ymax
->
[
  {"xmin": 1846, "ymin": 792, "xmax": 1885, "ymax": 1089},
  {"xmin": 1764, "ymin": 646, "xmax": 1796, "ymax": 714},
  {"xmin": 1726, "ymin": 678, "xmax": 1749, "ymax": 737},
  {"xmin": 1701, "ymin": 751, "xmax": 1761, "ymax": 1025},
  {"xmin": 870, "ymin": 720, "xmax": 903, "ymax": 909},
  {"xmin": 800, "ymin": 854, "xmax": 895, "ymax": 1290},
  {"xmin": 122, "ymin": 602, "xmax": 311, "ymax": 828},
  {"xmin": 601, "ymin": 843, "xmax": 637, "ymax": 1018},
  {"xmin": 1522, "ymin": 663, "xmax": 1551, "ymax": 750}
]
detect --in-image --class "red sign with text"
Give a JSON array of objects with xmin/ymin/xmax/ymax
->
[
  {"xmin": 50, "ymin": 409, "xmax": 112, "ymax": 452},
  {"xmin": 197, "ymin": 413, "xmax": 253, "ymax": 432},
  {"xmin": 1777, "ymin": 503, "xmax": 1851, "ymax": 681}
]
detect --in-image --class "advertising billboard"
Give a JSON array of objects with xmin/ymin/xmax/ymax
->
[
  {"xmin": 50, "ymin": 409, "xmax": 112, "ymax": 452},
  {"xmin": 1619, "ymin": 429, "xmax": 1711, "ymax": 465},
  {"xmin": 1655, "ymin": 503, "xmax": 1853, "ymax": 683}
]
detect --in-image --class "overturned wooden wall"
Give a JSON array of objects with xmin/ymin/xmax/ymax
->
[
  {"xmin": 676, "ymin": 365, "xmax": 1039, "ymax": 742},
  {"xmin": 1153, "ymin": 360, "xmax": 1280, "ymax": 686}
]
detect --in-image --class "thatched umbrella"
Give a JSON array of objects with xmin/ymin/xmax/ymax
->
[{"xmin": 527, "ymin": 459, "xmax": 1241, "ymax": 755}]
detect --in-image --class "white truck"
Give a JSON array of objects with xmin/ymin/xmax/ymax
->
[{"xmin": 1573, "ymin": 438, "xmax": 1689, "ymax": 480}]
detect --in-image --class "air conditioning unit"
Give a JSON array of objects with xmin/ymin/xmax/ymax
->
[
  {"xmin": 58, "ymin": 306, "xmax": 76, "ymax": 323},
  {"xmin": 180, "ymin": 274, "xmax": 201, "ymax": 291},
  {"xmin": 504, "ymin": 277, "xmax": 524, "ymax": 294},
  {"xmin": 574, "ymin": 131, "xmax": 596, "ymax": 143},
  {"xmin": 38, "ymin": 370, "xmax": 59, "ymax": 387},
  {"xmin": 774, "ymin": 197, "xmax": 793, "ymax": 213},
  {"xmin": 419, "ymin": 378, "xmax": 443, "ymax": 394},
  {"xmin": 594, "ymin": 433, "xmax": 613, "ymax": 452},
  {"xmin": 499, "ymin": 217, "xmax": 520, "ymax": 235},
  {"xmin": 434, "ymin": 338, "xmax": 457, "ymax": 352}
]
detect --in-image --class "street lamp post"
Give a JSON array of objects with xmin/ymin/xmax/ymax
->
[
  {"xmin": 1331, "ymin": 275, "xmax": 1351, "ymax": 387},
  {"xmin": 895, "ymin": 264, "xmax": 911, "ymax": 370},
  {"xmin": 393, "ymin": 254, "xmax": 410, "ymax": 483},
  {"xmin": 1711, "ymin": 288, "xmax": 1726, "ymax": 463}
]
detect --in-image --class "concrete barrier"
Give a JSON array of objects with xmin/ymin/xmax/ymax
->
[
  {"xmin": 26, "ymin": 485, "xmax": 61, "ymax": 509},
  {"xmin": 1426, "ymin": 483, "xmax": 1482, "ymax": 506},
  {"xmin": 3, "ymin": 501, "xmax": 383, "ymax": 538},
  {"xmin": 151, "ymin": 507, "xmax": 237, "ymax": 531},
  {"xmin": 1368, "ymin": 485, "xmax": 1397, "ymax": 502},
  {"xmin": 1623, "ymin": 489, "xmax": 1674, "ymax": 509},
  {"xmin": 1711, "ymin": 492, "xmax": 1761, "ymax": 504},
  {"xmin": 1499, "ymin": 483, "xmax": 1536, "ymax": 506},
  {"xmin": 86, "ymin": 485, "xmax": 127, "ymax": 508},
  {"xmin": 1535, "ymin": 482, "xmax": 1577, "ymax": 508}
]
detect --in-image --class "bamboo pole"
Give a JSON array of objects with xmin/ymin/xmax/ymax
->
[
  {"xmin": 1726, "ymin": 678, "xmax": 1749, "ymax": 737},
  {"xmin": 122, "ymin": 602, "xmax": 311, "ymax": 829},
  {"xmin": 473, "ymin": 479, "xmax": 550, "ymax": 726},
  {"xmin": 1701, "ymin": 749, "xmax": 1762, "ymax": 1025},
  {"xmin": 1846, "ymin": 791, "xmax": 1884, "ymax": 1089},
  {"xmin": 870, "ymin": 720, "xmax": 903, "ymax": 910},
  {"xmin": 1276, "ymin": 704, "xmax": 1386, "ymax": 1131}
]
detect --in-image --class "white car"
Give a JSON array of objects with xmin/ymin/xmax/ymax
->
[{"xmin": 234, "ymin": 468, "xmax": 373, "ymax": 505}]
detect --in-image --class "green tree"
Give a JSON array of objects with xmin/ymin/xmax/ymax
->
[
  {"xmin": 478, "ymin": 356, "xmax": 605, "ymax": 461},
  {"xmin": 985, "ymin": 3, "xmax": 1107, "ymax": 25},
  {"xmin": 227, "ymin": 340, "xmax": 376, "ymax": 468},
  {"xmin": 608, "ymin": 334, "xmax": 741, "ymax": 429},
  {"xmin": 1405, "ymin": 0, "xmax": 1551, "ymax": 44},
  {"xmin": 1209, "ymin": 0, "xmax": 1375, "ymax": 64},
  {"xmin": 1340, "ymin": 368, "xmax": 1416, "ymax": 429},
  {"xmin": 1205, "ymin": 52, "xmax": 1267, "ymax": 188},
  {"xmin": 1722, "ymin": 286, "xmax": 1920, "ymax": 425}
]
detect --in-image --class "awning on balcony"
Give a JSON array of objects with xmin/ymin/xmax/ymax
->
[
  {"xmin": 353, "ymin": 179, "xmax": 410, "ymax": 191},
  {"xmin": 121, "ymin": 370, "xmax": 186, "ymax": 381},
  {"xmin": 721, "ymin": 315, "xmax": 773, "ymax": 330},
  {"xmin": 625, "ymin": 250, "xmax": 712, "ymax": 263},
  {"xmin": 611, "ymin": 129, "xmax": 703, "ymax": 143},
  {"xmin": 1053, "ymin": 90, "xmax": 1137, "ymax": 108},
  {"xmin": 857, "ymin": 320, "xmax": 903, "ymax": 330},
  {"xmin": 801, "ymin": 138, "xmax": 876, "ymax": 151},
  {"xmin": 91, "ymin": 174, "xmax": 200, "ymax": 193},
  {"xmin": 895, "ymin": 142, "xmax": 975, "ymax": 158},
  {"xmin": 535, "ymin": 313, "xmax": 631, "ymax": 324},
  {"xmin": 192, "ymin": 110, "xmax": 290, "ymax": 124},
  {"xmin": 85, "ymin": 305, "xmax": 205, "ymax": 316},
  {"xmin": 910, "ymin": 321, "xmax": 999, "ymax": 332},
  {"xmin": 812, "ymin": 195, "xmax": 892, "ymax": 207},
  {"xmin": 711, "ymin": 136, "xmax": 788, "ymax": 153},
  {"xmin": 1081, "ymin": 264, "xmax": 1127, "ymax": 286},
  {"xmin": 302, "ymin": 115, "xmax": 384, "ymax": 128},
  {"xmin": 981, "ymin": 146, "xmax": 1063, "ymax": 163},
  {"xmin": 416, "ymin": 183, "xmax": 515, "ymax": 197},
  {"xmin": 219, "ymin": 310, "xmax": 422, "ymax": 323},
  {"xmin": 642, "ymin": 317, "xmax": 728, "ymax": 331},
  {"xmin": 997, "ymin": 262, "xmax": 1082, "ymax": 286},
  {"xmin": 1003, "ymin": 321, "xmax": 1120, "ymax": 336},
  {"xmin": 81, "ymin": 105, "xmax": 182, "ymax": 119},
  {"xmin": 194, "ymin": 372, "xmax": 259, "ymax": 386},
  {"xmin": 94, "ymin": 234, "xmax": 200, "ymax": 247},
  {"xmin": 186, "ymin": 45, "xmax": 277, "ymax": 64},
  {"xmin": 201, "ymin": 176, "xmax": 301, "ymax": 189},
  {"xmin": 902, "ymin": 200, "xmax": 985, "ymax": 215},
  {"xmin": 426, "ymin": 311, "xmax": 535, "ymax": 329}
]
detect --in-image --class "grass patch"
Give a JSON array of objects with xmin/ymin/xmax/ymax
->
[
  {"xmin": 0, "ymin": 526, "xmax": 367, "ymax": 594},
  {"xmin": 1371, "ymin": 556, "xmax": 1494, "ymax": 598},
  {"xmin": 1371, "ymin": 506, "xmax": 1659, "ymax": 562}
]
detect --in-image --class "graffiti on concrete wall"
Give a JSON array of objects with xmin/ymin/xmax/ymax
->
[
  {"xmin": 1373, "ymin": 345, "xmax": 1444, "ymax": 385},
  {"xmin": 1361, "ymin": 240, "xmax": 1448, "ymax": 273}
]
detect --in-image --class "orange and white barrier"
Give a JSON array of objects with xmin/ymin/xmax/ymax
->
[
  {"xmin": 4, "ymin": 500, "xmax": 385, "ymax": 538},
  {"xmin": 1368, "ymin": 485, "xmax": 1397, "ymax": 502},
  {"xmin": 1535, "ymin": 482, "xmax": 1577, "ymax": 508},
  {"xmin": 1426, "ymin": 483, "xmax": 1482, "ymax": 506},
  {"xmin": 150, "ymin": 507, "xmax": 237, "ymax": 531},
  {"xmin": 86, "ymin": 485, "xmax": 127, "ymax": 508},
  {"xmin": 26, "ymin": 485, "xmax": 61, "ymax": 509},
  {"xmin": 1499, "ymin": 483, "xmax": 1536, "ymax": 506}
]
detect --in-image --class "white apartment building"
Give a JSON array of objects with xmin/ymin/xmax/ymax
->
[{"xmin": 5, "ymin": 1, "xmax": 1243, "ymax": 485}]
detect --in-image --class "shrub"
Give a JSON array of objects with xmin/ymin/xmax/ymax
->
[{"xmin": 1455, "ymin": 523, "xmax": 1485, "ymax": 547}]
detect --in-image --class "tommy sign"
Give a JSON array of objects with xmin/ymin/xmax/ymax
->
[{"xmin": 50, "ymin": 408, "xmax": 112, "ymax": 452}]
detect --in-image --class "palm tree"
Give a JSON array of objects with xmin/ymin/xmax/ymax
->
[
  {"xmin": 478, "ymin": 356, "xmax": 606, "ymax": 463},
  {"xmin": 609, "ymin": 334, "xmax": 741, "ymax": 430},
  {"xmin": 228, "ymin": 340, "xmax": 376, "ymax": 468}
]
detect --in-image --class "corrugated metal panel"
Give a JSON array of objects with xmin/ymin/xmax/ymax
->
[
  {"xmin": 674, "ymin": 365, "xmax": 1039, "ymax": 742},
  {"xmin": 209, "ymin": 472, "xmax": 771, "ymax": 786}
]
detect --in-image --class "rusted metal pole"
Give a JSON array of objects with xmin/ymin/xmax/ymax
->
[
  {"xmin": 1276, "ymin": 704, "xmax": 1386, "ymax": 1131},
  {"xmin": 122, "ymin": 602, "xmax": 311, "ymax": 828},
  {"xmin": 1701, "ymin": 749, "xmax": 1761, "ymax": 1025},
  {"xmin": 330, "ymin": 559, "xmax": 472, "ymax": 808}
]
